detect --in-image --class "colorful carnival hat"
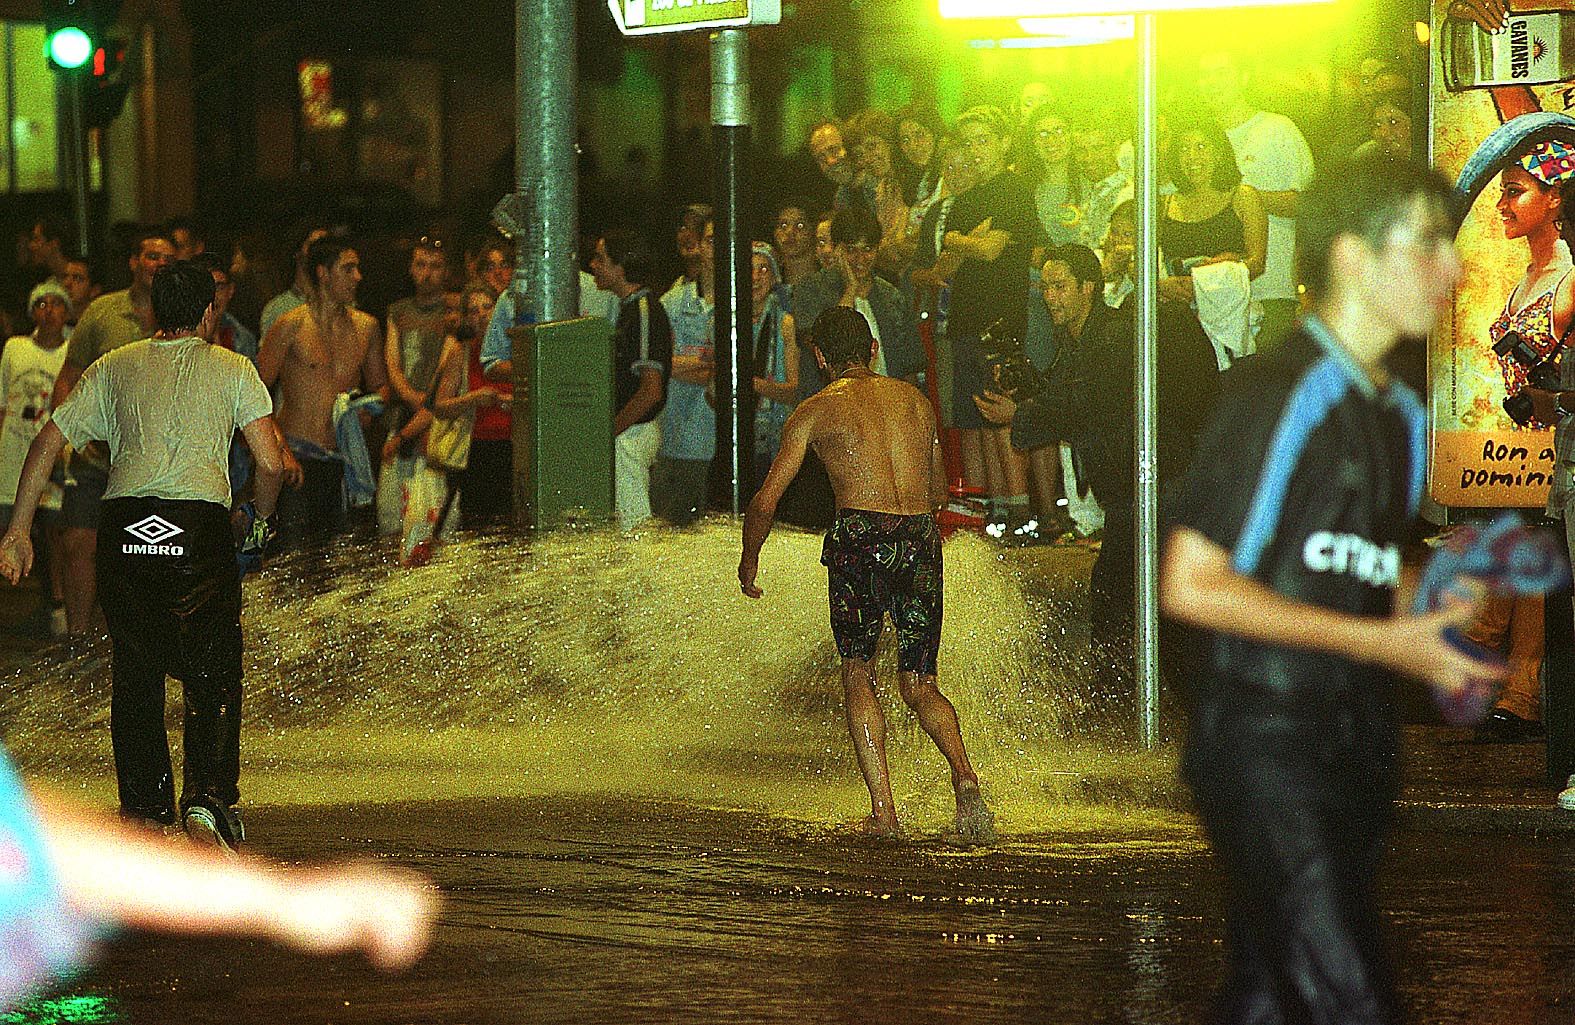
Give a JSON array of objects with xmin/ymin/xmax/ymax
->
[
  {"xmin": 1456, "ymin": 111, "xmax": 1575, "ymax": 206},
  {"xmin": 1520, "ymin": 137, "xmax": 1575, "ymax": 185}
]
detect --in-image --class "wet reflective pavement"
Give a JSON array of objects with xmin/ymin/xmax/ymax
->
[
  {"xmin": 4, "ymin": 526, "xmax": 1575, "ymax": 1022},
  {"xmin": 38, "ymin": 798, "xmax": 1575, "ymax": 1024}
]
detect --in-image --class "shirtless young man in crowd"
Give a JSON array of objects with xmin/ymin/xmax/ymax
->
[
  {"xmin": 257, "ymin": 236, "xmax": 387, "ymax": 545},
  {"xmin": 740, "ymin": 305, "xmax": 993, "ymax": 842}
]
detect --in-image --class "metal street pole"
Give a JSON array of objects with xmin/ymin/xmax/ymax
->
[
  {"xmin": 711, "ymin": 28, "xmax": 754, "ymax": 513},
  {"xmin": 516, "ymin": 0, "xmax": 579, "ymax": 323},
  {"xmin": 67, "ymin": 73, "xmax": 90, "ymax": 260},
  {"xmin": 1134, "ymin": 12, "xmax": 1160, "ymax": 749}
]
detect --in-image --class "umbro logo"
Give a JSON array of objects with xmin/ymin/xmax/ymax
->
[{"xmin": 123, "ymin": 516, "xmax": 185, "ymax": 555}]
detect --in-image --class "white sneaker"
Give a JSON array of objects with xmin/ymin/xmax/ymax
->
[{"xmin": 1557, "ymin": 775, "xmax": 1575, "ymax": 812}]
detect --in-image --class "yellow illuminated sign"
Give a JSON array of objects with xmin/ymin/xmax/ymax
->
[{"xmin": 941, "ymin": 0, "xmax": 1330, "ymax": 14}]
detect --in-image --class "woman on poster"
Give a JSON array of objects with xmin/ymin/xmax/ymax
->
[
  {"xmin": 1458, "ymin": 132, "xmax": 1575, "ymax": 741},
  {"xmin": 1489, "ymin": 138, "xmax": 1575, "ymax": 411}
]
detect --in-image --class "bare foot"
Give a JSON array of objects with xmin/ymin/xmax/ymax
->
[
  {"xmin": 953, "ymin": 781, "xmax": 995, "ymax": 845},
  {"xmin": 853, "ymin": 814, "xmax": 904, "ymax": 840}
]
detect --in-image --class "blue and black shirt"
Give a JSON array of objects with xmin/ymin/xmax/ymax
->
[{"xmin": 1170, "ymin": 316, "xmax": 1425, "ymax": 704}]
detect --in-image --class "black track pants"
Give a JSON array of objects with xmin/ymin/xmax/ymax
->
[
  {"xmin": 1184, "ymin": 692, "xmax": 1401, "ymax": 1025},
  {"xmin": 97, "ymin": 497, "xmax": 242, "ymax": 822}
]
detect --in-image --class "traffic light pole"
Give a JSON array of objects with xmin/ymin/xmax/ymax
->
[
  {"xmin": 66, "ymin": 72, "xmax": 90, "ymax": 259},
  {"xmin": 711, "ymin": 28, "xmax": 753, "ymax": 514},
  {"xmin": 515, "ymin": 0, "xmax": 579, "ymax": 323}
]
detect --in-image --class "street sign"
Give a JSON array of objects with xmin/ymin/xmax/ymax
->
[{"xmin": 607, "ymin": 0, "xmax": 779, "ymax": 35}]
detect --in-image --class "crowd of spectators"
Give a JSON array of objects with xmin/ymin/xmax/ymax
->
[{"xmin": 0, "ymin": 47, "xmax": 1422, "ymax": 655}]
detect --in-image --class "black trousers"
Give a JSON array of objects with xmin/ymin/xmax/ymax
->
[
  {"xmin": 462, "ymin": 438, "xmax": 513, "ymax": 528},
  {"xmin": 1089, "ymin": 511, "xmax": 1134, "ymax": 676},
  {"xmin": 276, "ymin": 455, "xmax": 345, "ymax": 550},
  {"xmin": 98, "ymin": 497, "xmax": 243, "ymax": 822},
  {"xmin": 1184, "ymin": 688, "xmax": 1400, "ymax": 1025}
]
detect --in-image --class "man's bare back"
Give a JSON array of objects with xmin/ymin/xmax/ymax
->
[
  {"xmin": 796, "ymin": 369, "xmax": 945, "ymax": 516},
  {"xmin": 259, "ymin": 303, "xmax": 384, "ymax": 449},
  {"xmin": 740, "ymin": 353, "xmax": 992, "ymax": 844}
]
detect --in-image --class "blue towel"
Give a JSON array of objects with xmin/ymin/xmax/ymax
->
[{"xmin": 332, "ymin": 392, "xmax": 385, "ymax": 509}]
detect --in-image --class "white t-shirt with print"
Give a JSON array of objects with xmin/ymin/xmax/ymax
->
[
  {"xmin": 1226, "ymin": 111, "xmax": 1314, "ymax": 303},
  {"xmin": 0, "ymin": 334, "xmax": 67, "ymax": 506}
]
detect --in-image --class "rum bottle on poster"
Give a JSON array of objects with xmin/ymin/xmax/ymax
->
[{"xmin": 1443, "ymin": 10, "xmax": 1575, "ymax": 91}]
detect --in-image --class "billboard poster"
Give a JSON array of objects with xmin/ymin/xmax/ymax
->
[{"xmin": 1430, "ymin": 0, "xmax": 1575, "ymax": 507}]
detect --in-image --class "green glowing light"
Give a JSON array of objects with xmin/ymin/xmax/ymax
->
[
  {"xmin": 0, "ymin": 993, "xmax": 123, "ymax": 1024},
  {"xmin": 46, "ymin": 28, "xmax": 92, "ymax": 71},
  {"xmin": 941, "ymin": 0, "xmax": 1332, "ymax": 15}
]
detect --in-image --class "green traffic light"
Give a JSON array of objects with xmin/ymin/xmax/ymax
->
[{"xmin": 48, "ymin": 26, "xmax": 92, "ymax": 70}]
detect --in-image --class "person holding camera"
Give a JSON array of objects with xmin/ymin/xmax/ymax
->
[{"xmin": 974, "ymin": 245, "xmax": 1218, "ymax": 685}]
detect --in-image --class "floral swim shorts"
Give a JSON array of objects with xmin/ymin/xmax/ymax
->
[{"xmin": 821, "ymin": 508, "xmax": 943, "ymax": 675}]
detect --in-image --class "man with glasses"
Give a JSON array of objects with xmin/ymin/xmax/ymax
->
[
  {"xmin": 1163, "ymin": 156, "xmax": 1500, "ymax": 1024},
  {"xmin": 191, "ymin": 254, "xmax": 257, "ymax": 363}
]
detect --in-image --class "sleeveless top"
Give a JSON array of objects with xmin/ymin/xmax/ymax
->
[
  {"xmin": 1160, "ymin": 191, "xmax": 1247, "ymax": 264},
  {"xmin": 1490, "ymin": 267, "xmax": 1575, "ymax": 397}
]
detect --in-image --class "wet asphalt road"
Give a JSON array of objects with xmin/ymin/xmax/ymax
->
[{"xmin": 23, "ymin": 796, "xmax": 1574, "ymax": 1025}]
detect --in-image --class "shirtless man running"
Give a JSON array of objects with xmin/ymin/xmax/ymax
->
[
  {"xmin": 258, "ymin": 237, "xmax": 387, "ymax": 545},
  {"xmin": 740, "ymin": 305, "xmax": 993, "ymax": 842}
]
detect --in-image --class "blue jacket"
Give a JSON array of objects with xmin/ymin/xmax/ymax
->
[{"xmin": 788, "ymin": 267, "xmax": 921, "ymax": 403}]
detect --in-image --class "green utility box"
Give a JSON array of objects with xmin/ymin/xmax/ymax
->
[{"xmin": 510, "ymin": 317, "xmax": 614, "ymax": 529}]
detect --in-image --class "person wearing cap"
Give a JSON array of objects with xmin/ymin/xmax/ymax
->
[
  {"xmin": 0, "ymin": 281, "xmax": 71, "ymax": 634},
  {"xmin": 1493, "ymin": 138, "xmax": 1575, "ymax": 750}
]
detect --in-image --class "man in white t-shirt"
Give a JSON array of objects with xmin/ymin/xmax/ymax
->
[
  {"xmin": 0, "ymin": 262, "xmax": 284, "ymax": 853},
  {"xmin": 0, "ymin": 281, "xmax": 71, "ymax": 633},
  {"xmin": 1199, "ymin": 49, "xmax": 1315, "ymax": 354}
]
